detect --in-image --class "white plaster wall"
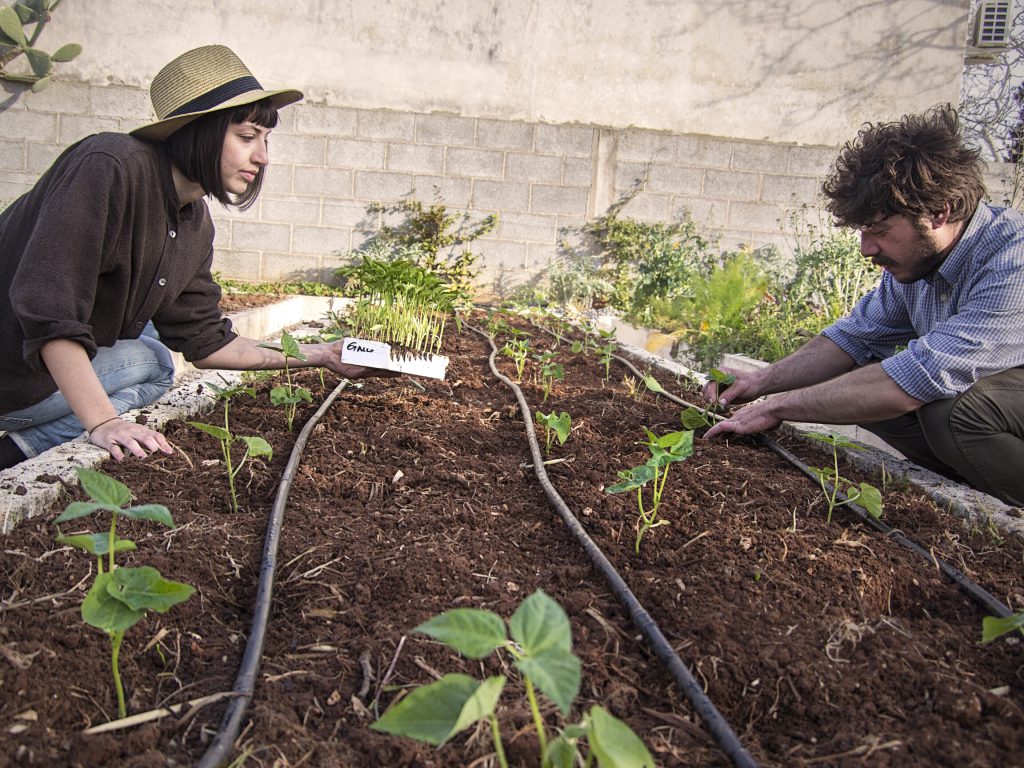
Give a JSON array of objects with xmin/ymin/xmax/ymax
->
[{"xmin": 45, "ymin": 0, "xmax": 969, "ymax": 146}]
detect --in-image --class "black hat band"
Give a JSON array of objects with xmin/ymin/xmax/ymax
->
[{"xmin": 166, "ymin": 75, "xmax": 263, "ymax": 118}]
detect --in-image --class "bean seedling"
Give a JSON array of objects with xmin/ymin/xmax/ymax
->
[
  {"xmin": 596, "ymin": 328, "xmax": 617, "ymax": 380},
  {"xmin": 805, "ymin": 432, "xmax": 883, "ymax": 522},
  {"xmin": 189, "ymin": 381, "xmax": 273, "ymax": 513},
  {"xmin": 54, "ymin": 468, "xmax": 194, "ymax": 720},
  {"xmin": 259, "ymin": 330, "xmax": 312, "ymax": 431},
  {"xmin": 534, "ymin": 349, "xmax": 565, "ymax": 402},
  {"xmin": 372, "ymin": 589, "xmax": 653, "ymax": 768},
  {"xmin": 606, "ymin": 428, "xmax": 694, "ymax": 553},
  {"xmin": 981, "ymin": 610, "xmax": 1024, "ymax": 643},
  {"xmin": 535, "ymin": 411, "xmax": 572, "ymax": 455},
  {"xmin": 501, "ymin": 335, "xmax": 530, "ymax": 381}
]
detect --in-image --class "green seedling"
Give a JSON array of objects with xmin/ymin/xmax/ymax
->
[
  {"xmin": 189, "ymin": 381, "xmax": 272, "ymax": 513},
  {"xmin": 596, "ymin": 329, "xmax": 617, "ymax": 380},
  {"xmin": 372, "ymin": 590, "xmax": 653, "ymax": 768},
  {"xmin": 501, "ymin": 336, "xmax": 530, "ymax": 381},
  {"xmin": 805, "ymin": 432, "xmax": 883, "ymax": 522},
  {"xmin": 606, "ymin": 428, "xmax": 694, "ymax": 553},
  {"xmin": 535, "ymin": 411, "xmax": 572, "ymax": 455},
  {"xmin": 54, "ymin": 469, "xmax": 194, "ymax": 720},
  {"xmin": 259, "ymin": 330, "xmax": 312, "ymax": 431},
  {"xmin": 680, "ymin": 368, "xmax": 738, "ymax": 429},
  {"xmin": 534, "ymin": 350, "xmax": 565, "ymax": 402},
  {"xmin": 981, "ymin": 610, "xmax": 1024, "ymax": 643}
]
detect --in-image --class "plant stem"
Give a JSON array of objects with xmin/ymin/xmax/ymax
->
[
  {"xmin": 524, "ymin": 676, "xmax": 549, "ymax": 763},
  {"xmin": 488, "ymin": 714, "xmax": 509, "ymax": 768},
  {"xmin": 111, "ymin": 629, "xmax": 127, "ymax": 719},
  {"xmin": 107, "ymin": 516, "xmax": 117, "ymax": 573}
]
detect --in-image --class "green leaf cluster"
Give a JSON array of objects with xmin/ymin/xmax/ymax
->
[
  {"xmin": 0, "ymin": 1, "xmax": 81, "ymax": 92},
  {"xmin": 259, "ymin": 331, "xmax": 311, "ymax": 430},
  {"xmin": 606, "ymin": 429, "xmax": 694, "ymax": 553},
  {"xmin": 536, "ymin": 411, "xmax": 571, "ymax": 455},
  {"xmin": 805, "ymin": 432, "xmax": 884, "ymax": 522},
  {"xmin": 54, "ymin": 469, "xmax": 194, "ymax": 720},
  {"xmin": 372, "ymin": 590, "xmax": 653, "ymax": 768}
]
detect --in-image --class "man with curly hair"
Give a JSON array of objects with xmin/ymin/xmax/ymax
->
[{"xmin": 704, "ymin": 106, "xmax": 1024, "ymax": 506}]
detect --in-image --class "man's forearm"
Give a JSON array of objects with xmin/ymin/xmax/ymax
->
[
  {"xmin": 767, "ymin": 362, "xmax": 924, "ymax": 425},
  {"xmin": 756, "ymin": 335, "xmax": 858, "ymax": 396}
]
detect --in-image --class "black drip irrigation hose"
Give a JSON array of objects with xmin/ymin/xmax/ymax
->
[
  {"xmin": 198, "ymin": 380, "xmax": 350, "ymax": 768},
  {"xmin": 470, "ymin": 323, "xmax": 760, "ymax": 768},
  {"xmin": 607, "ymin": 350, "xmax": 1014, "ymax": 621}
]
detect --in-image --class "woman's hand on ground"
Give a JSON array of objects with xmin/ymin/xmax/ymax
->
[{"xmin": 89, "ymin": 418, "xmax": 173, "ymax": 462}]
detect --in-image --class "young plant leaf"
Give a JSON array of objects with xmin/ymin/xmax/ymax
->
[
  {"xmin": 117, "ymin": 503, "xmax": 175, "ymax": 528},
  {"xmin": 588, "ymin": 705, "xmax": 656, "ymax": 767},
  {"xmin": 238, "ymin": 435, "xmax": 273, "ymax": 459},
  {"xmin": 641, "ymin": 374, "xmax": 665, "ymax": 394},
  {"xmin": 371, "ymin": 673, "xmax": 505, "ymax": 745},
  {"xmin": 853, "ymin": 482, "xmax": 883, "ymax": 519},
  {"xmin": 77, "ymin": 468, "xmax": 132, "ymax": 508},
  {"xmin": 514, "ymin": 647, "xmax": 581, "ymax": 716},
  {"xmin": 106, "ymin": 566, "xmax": 196, "ymax": 613},
  {"xmin": 56, "ymin": 533, "xmax": 136, "ymax": 557},
  {"xmin": 681, "ymin": 406, "xmax": 713, "ymax": 430},
  {"xmin": 415, "ymin": 608, "xmax": 507, "ymax": 659},
  {"xmin": 509, "ymin": 589, "xmax": 572, "ymax": 656},
  {"xmin": 982, "ymin": 611, "xmax": 1024, "ymax": 643},
  {"xmin": 81, "ymin": 573, "xmax": 146, "ymax": 634},
  {"xmin": 189, "ymin": 421, "xmax": 231, "ymax": 441},
  {"xmin": 606, "ymin": 464, "xmax": 656, "ymax": 494},
  {"xmin": 544, "ymin": 736, "xmax": 578, "ymax": 768},
  {"xmin": 54, "ymin": 500, "xmax": 117, "ymax": 523}
]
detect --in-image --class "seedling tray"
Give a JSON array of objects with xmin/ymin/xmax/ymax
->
[{"xmin": 340, "ymin": 336, "xmax": 449, "ymax": 380}]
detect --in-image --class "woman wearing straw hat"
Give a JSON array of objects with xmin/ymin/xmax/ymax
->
[{"xmin": 0, "ymin": 45, "xmax": 384, "ymax": 470}]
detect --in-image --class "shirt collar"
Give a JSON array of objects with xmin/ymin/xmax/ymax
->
[
  {"xmin": 153, "ymin": 142, "xmax": 196, "ymax": 223},
  {"xmin": 936, "ymin": 203, "xmax": 992, "ymax": 284}
]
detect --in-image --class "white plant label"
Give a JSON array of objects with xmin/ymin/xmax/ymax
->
[{"xmin": 341, "ymin": 337, "xmax": 449, "ymax": 380}]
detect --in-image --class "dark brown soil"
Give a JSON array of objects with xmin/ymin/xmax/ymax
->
[{"xmin": 2, "ymin": 312, "xmax": 1023, "ymax": 768}]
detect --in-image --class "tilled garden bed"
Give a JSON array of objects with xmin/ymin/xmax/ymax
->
[{"xmin": 1, "ymin": 313, "xmax": 1022, "ymax": 767}]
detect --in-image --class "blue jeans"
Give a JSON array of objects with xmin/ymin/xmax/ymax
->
[{"xmin": 0, "ymin": 325, "xmax": 175, "ymax": 458}]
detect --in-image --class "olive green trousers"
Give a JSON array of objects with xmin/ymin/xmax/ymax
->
[{"xmin": 860, "ymin": 367, "xmax": 1024, "ymax": 507}]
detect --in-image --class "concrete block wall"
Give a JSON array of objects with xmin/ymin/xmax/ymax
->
[{"xmin": 2, "ymin": 81, "xmax": 860, "ymax": 295}]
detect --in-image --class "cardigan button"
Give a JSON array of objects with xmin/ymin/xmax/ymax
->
[
  {"xmin": 169, "ymin": 230, "xmax": 177, "ymax": 239},
  {"xmin": 158, "ymin": 277, "xmax": 167, "ymax": 286}
]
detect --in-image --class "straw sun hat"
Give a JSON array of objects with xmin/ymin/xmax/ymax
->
[{"xmin": 131, "ymin": 45, "xmax": 303, "ymax": 141}]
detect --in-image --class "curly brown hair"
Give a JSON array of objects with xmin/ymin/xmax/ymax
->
[{"xmin": 822, "ymin": 105, "xmax": 986, "ymax": 228}]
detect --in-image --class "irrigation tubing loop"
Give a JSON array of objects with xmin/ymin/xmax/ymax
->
[
  {"xmin": 198, "ymin": 380, "xmax": 351, "ymax": 768},
  {"xmin": 606, "ymin": 346, "xmax": 1014, "ymax": 621},
  {"xmin": 470, "ymin": 322, "xmax": 760, "ymax": 768}
]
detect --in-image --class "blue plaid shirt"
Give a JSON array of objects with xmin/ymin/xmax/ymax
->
[{"xmin": 823, "ymin": 203, "xmax": 1024, "ymax": 402}]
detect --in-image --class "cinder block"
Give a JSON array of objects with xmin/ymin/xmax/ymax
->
[
  {"xmin": 645, "ymin": 164, "xmax": 703, "ymax": 196},
  {"xmin": 323, "ymin": 200, "xmax": 378, "ymax": 229},
  {"xmin": 231, "ymin": 220, "xmax": 292, "ymax": 252},
  {"xmin": 292, "ymin": 224, "xmax": 350, "ymax": 256},
  {"xmin": 445, "ymin": 147, "xmax": 504, "ymax": 179},
  {"xmin": 416, "ymin": 113, "xmax": 476, "ymax": 146},
  {"xmin": 675, "ymin": 134, "xmax": 733, "ymax": 168},
  {"xmin": 760, "ymin": 174, "xmax": 823, "ymax": 205},
  {"xmin": 274, "ymin": 134, "xmax": 327, "ymax": 166},
  {"xmin": 295, "ymin": 104, "xmax": 357, "ymax": 137},
  {"xmin": 732, "ymin": 141, "xmax": 791, "ymax": 174},
  {"xmin": 260, "ymin": 251, "xmax": 329, "ymax": 282},
  {"xmin": 25, "ymin": 143, "xmax": 61, "ymax": 176},
  {"xmin": 212, "ymin": 220, "xmax": 231, "ymax": 250},
  {"xmin": 356, "ymin": 109, "xmax": 415, "ymax": 141},
  {"xmin": 562, "ymin": 157, "xmax": 593, "ymax": 187},
  {"xmin": 788, "ymin": 145, "xmax": 839, "ymax": 176},
  {"xmin": 0, "ymin": 141, "xmax": 25, "ymax": 172},
  {"xmin": 535, "ymin": 123, "xmax": 594, "ymax": 158},
  {"xmin": 0, "ymin": 177, "xmax": 34, "ymax": 202},
  {"xmin": 506, "ymin": 152, "xmax": 562, "ymax": 184},
  {"xmin": 260, "ymin": 196, "xmax": 322, "ymax": 226},
  {"xmin": 475, "ymin": 238, "xmax": 530, "ymax": 272},
  {"xmin": 471, "ymin": 179, "xmax": 530, "ymax": 211},
  {"xmin": 24, "ymin": 81, "xmax": 90, "ymax": 115},
  {"xmin": 294, "ymin": 166, "xmax": 354, "ymax": 197},
  {"xmin": 526, "ymin": 242, "xmax": 560, "ymax": 269},
  {"xmin": 353, "ymin": 170, "xmax": 415, "ymax": 200},
  {"xmin": 58, "ymin": 114, "xmax": 121, "ymax": 145},
  {"xmin": 476, "ymin": 119, "xmax": 534, "ymax": 151},
  {"xmin": 386, "ymin": 142, "xmax": 444, "ymax": 174},
  {"xmin": 727, "ymin": 200, "xmax": 788, "ymax": 233},
  {"xmin": 617, "ymin": 191, "xmax": 672, "ymax": 222},
  {"xmin": 327, "ymin": 138, "xmax": 384, "ymax": 170},
  {"xmin": 617, "ymin": 128, "xmax": 675, "ymax": 163},
  {"xmin": 89, "ymin": 85, "xmax": 151, "ymax": 120},
  {"xmin": 671, "ymin": 197, "xmax": 729, "ymax": 231},
  {"xmin": 2, "ymin": 111, "xmax": 58, "ymax": 142},
  {"xmin": 614, "ymin": 160, "xmax": 653, "ymax": 193},
  {"xmin": 408, "ymin": 175, "xmax": 473, "ymax": 208},
  {"xmin": 530, "ymin": 184, "xmax": 588, "ymax": 216},
  {"xmin": 262, "ymin": 166, "xmax": 294, "ymax": 196},
  {"xmin": 212, "ymin": 249, "xmax": 263, "ymax": 282},
  {"xmin": 495, "ymin": 212, "xmax": 556, "ymax": 243},
  {"xmin": 703, "ymin": 169, "xmax": 761, "ymax": 201}
]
